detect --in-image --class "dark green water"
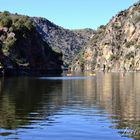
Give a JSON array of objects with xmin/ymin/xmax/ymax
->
[{"xmin": 0, "ymin": 72, "xmax": 140, "ymax": 140}]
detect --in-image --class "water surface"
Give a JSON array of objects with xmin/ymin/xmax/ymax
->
[{"xmin": 0, "ymin": 72, "xmax": 140, "ymax": 140}]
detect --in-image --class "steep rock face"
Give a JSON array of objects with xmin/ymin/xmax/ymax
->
[
  {"xmin": 72, "ymin": 1, "xmax": 140, "ymax": 72},
  {"xmin": 32, "ymin": 18, "xmax": 95, "ymax": 67},
  {"xmin": 0, "ymin": 12, "xmax": 62, "ymax": 76}
]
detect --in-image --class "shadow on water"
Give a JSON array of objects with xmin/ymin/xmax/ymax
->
[
  {"xmin": 0, "ymin": 72, "xmax": 140, "ymax": 139},
  {"xmin": 0, "ymin": 77, "xmax": 63, "ymax": 130}
]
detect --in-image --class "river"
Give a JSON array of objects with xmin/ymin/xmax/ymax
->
[{"xmin": 0, "ymin": 72, "xmax": 140, "ymax": 140}]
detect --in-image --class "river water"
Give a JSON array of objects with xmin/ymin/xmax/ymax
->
[{"xmin": 0, "ymin": 72, "xmax": 140, "ymax": 140}]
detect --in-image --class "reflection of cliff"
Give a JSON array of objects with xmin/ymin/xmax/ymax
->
[
  {"xmin": 0, "ymin": 78, "xmax": 62, "ymax": 129},
  {"xmin": 62, "ymin": 72, "xmax": 96, "ymax": 107},
  {"xmin": 92, "ymin": 73, "xmax": 140, "ymax": 138},
  {"xmin": 62, "ymin": 72, "xmax": 140, "ymax": 139},
  {"xmin": 94, "ymin": 73, "xmax": 121, "ymax": 114},
  {"xmin": 115, "ymin": 74, "xmax": 140, "ymax": 129},
  {"xmin": 0, "ymin": 73, "xmax": 140, "ymax": 139}
]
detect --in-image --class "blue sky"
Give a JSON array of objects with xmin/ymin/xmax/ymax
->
[{"xmin": 0, "ymin": 0, "xmax": 138, "ymax": 29}]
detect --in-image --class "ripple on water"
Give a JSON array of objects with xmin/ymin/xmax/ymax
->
[
  {"xmin": 39, "ymin": 76, "xmax": 95, "ymax": 80},
  {"xmin": 0, "ymin": 73, "xmax": 140, "ymax": 140}
]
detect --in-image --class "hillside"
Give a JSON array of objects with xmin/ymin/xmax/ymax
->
[
  {"xmin": 71, "ymin": 1, "xmax": 140, "ymax": 72},
  {"xmin": 1, "ymin": 1, "xmax": 140, "ymax": 74},
  {"xmin": 32, "ymin": 17, "xmax": 95, "ymax": 67},
  {"xmin": 0, "ymin": 11, "xmax": 62, "ymax": 76}
]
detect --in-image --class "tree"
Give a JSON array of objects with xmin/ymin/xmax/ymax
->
[{"xmin": 2, "ymin": 11, "xmax": 10, "ymax": 16}]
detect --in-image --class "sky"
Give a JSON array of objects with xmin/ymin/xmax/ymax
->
[{"xmin": 0, "ymin": 0, "xmax": 138, "ymax": 29}]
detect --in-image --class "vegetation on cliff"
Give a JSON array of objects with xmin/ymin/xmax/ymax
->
[
  {"xmin": 1, "ymin": 0, "xmax": 140, "ymax": 74},
  {"xmin": 0, "ymin": 11, "xmax": 62, "ymax": 76}
]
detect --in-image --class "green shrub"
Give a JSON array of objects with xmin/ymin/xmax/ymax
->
[
  {"xmin": 2, "ymin": 36, "xmax": 17, "ymax": 56},
  {"xmin": 9, "ymin": 26, "xmax": 15, "ymax": 32},
  {"xmin": 112, "ymin": 23, "xmax": 121, "ymax": 30},
  {"xmin": 13, "ymin": 17, "xmax": 19, "ymax": 24},
  {"xmin": 13, "ymin": 16, "xmax": 34, "ymax": 30},
  {"xmin": 134, "ymin": 15, "xmax": 140, "ymax": 23},
  {"xmin": 52, "ymin": 47, "xmax": 61, "ymax": 54},
  {"xmin": 24, "ymin": 20, "xmax": 34, "ymax": 30},
  {"xmin": 91, "ymin": 60, "xmax": 96, "ymax": 68},
  {"xmin": 135, "ymin": 45, "xmax": 140, "ymax": 49},
  {"xmin": 0, "ymin": 16, "xmax": 12, "ymax": 27},
  {"xmin": 125, "ymin": 41, "xmax": 135, "ymax": 48},
  {"xmin": 109, "ymin": 55, "xmax": 115, "ymax": 61},
  {"xmin": 99, "ymin": 25, "xmax": 105, "ymax": 29},
  {"xmin": 125, "ymin": 51, "xmax": 134, "ymax": 60},
  {"xmin": 5, "ymin": 36, "xmax": 17, "ymax": 48}
]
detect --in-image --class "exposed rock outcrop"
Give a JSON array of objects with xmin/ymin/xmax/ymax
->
[
  {"xmin": 32, "ymin": 18, "xmax": 95, "ymax": 67},
  {"xmin": 71, "ymin": 1, "xmax": 140, "ymax": 72},
  {"xmin": 2, "ymin": 1, "xmax": 140, "ymax": 74}
]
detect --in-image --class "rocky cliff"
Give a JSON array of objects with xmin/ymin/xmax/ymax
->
[
  {"xmin": 2, "ymin": 1, "xmax": 140, "ymax": 74},
  {"xmin": 32, "ymin": 18, "xmax": 95, "ymax": 67},
  {"xmin": 0, "ymin": 12, "xmax": 62, "ymax": 76},
  {"xmin": 72, "ymin": 1, "xmax": 140, "ymax": 72}
]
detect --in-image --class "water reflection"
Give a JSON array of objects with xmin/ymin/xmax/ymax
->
[
  {"xmin": 0, "ymin": 77, "xmax": 62, "ymax": 130},
  {"xmin": 0, "ymin": 73, "xmax": 140, "ymax": 139},
  {"xmin": 58, "ymin": 72, "xmax": 140, "ymax": 139}
]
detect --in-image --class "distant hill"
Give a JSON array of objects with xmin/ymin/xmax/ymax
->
[
  {"xmin": 32, "ymin": 17, "xmax": 95, "ymax": 67},
  {"xmin": 71, "ymin": 1, "xmax": 140, "ymax": 72}
]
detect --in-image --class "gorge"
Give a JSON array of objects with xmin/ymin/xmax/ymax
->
[{"xmin": 1, "ymin": 1, "xmax": 140, "ymax": 76}]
